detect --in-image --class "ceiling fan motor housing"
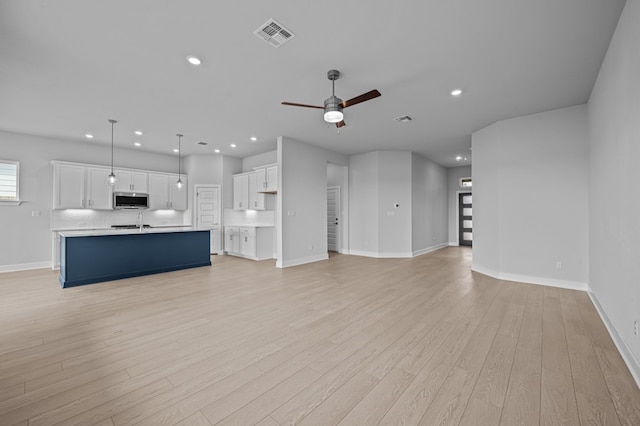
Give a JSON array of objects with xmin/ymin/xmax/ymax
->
[{"xmin": 324, "ymin": 96, "xmax": 344, "ymax": 123}]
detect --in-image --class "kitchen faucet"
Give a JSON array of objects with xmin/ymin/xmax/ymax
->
[{"xmin": 137, "ymin": 211, "xmax": 144, "ymax": 232}]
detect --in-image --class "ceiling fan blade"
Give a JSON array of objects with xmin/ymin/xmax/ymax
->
[
  {"xmin": 341, "ymin": 89, "xmax": 381, "ymax": 108},
  {"xmin": 336, "ymin": 120, "xmax": 346, "ymax": 128},
  {"xmin": 281, "ymin": 101, "xmax": 324, "ymax": 109}
]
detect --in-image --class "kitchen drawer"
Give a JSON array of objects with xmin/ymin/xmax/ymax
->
[{"xmin": 239, "ymin": 227, "xmax": 256, "ymax": 235}]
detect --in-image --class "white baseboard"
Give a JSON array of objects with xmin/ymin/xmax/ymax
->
[
  {"xmin": 471, "ymin": 263, "xmax": 499, "ymax": 278},
  {"xmin": 0, "ymin": 261, "xmax": 52, "ymax": 273},
  {"xmin": 276, "ymin": 254, "xmax": 329, "ymax": 268},
  {"xmin": 349, "ymin": 250, "xmax": 413, "ymax": 258},
  {"xmin": 498, "ymin": 272, "xmax": 587, "ymax": 291},
  {"xmin": 588, "ymin": 289, "xmax": 640, "ymax": 390},
  {"xmin": 448, "ymin": 241, "xmax": 459, "ymax": 246},
  {"xmin": 471, "ymin": 265, "xmax": 587, "ymax": 291},
  {"xmin": 349, "ymin": 244, "xmax": 447, "ymax": 259},
  {"xmin": 413, "ymin": 243, "xmax": 448, "ymax": 257}
]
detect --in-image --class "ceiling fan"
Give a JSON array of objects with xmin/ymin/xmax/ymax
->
[{"xmin": 282, "ymin": 70, "xmax": 381, "ymax": 128}]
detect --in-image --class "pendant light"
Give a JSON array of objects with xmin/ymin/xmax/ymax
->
[
  {"xmin": 176, "ymin": 133, "xmax": 183, "ymax": 190},
  {"xmin": 107, "ymin": 119, "xmax": 117, "ymax": 185}
]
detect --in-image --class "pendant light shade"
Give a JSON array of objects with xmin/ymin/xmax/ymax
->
[
  {"xmin": 176, "ymin": 133, "xmax": 183, "ymax": 190},
  {"xmin": 108, "ymin": 119, "xmax": 117, "ymax": 185}
]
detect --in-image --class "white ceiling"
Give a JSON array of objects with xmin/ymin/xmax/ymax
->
[{"xmin": 0, "ymin": 0, "xmax": 626, "ymax": 167}]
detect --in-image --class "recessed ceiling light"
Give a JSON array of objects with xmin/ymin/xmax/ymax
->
[
  {"xmin": 173, "ymin": 148, "xmax": 179, "ymax": 153},
  {"xmin": 85, "ymin": 133, "xmax": 94, "ymax": 139},
  {"xmin": 134, "ymin": 142, "xmax": 142, "ymax": 147},
  {"xmin": 186, "ymin": 56, "xmax": 202, "ymax": 65},
  {"xmin": 451, "ymin": 89, "xmax": 463, "ymax": 96},
  {"xmin": 250, "ymin": 136, "xmax": 257, "ymax": 142},
  {"xmin": 134, "ymin": 130, "xmax": 143, "ymax": 136},
  {"xmin": 230, "ymin": 144, "xmax": 237, "ymax": 148},
  {"xmin": 214, "ymin": 149, "xmax": 220, "ymax": 153}
]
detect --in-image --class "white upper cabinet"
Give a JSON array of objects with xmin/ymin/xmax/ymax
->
[
  {"xmin": 148, "ymin": 173, "xmax": 187, "ymax": 210},
  {"xmin": 148, "ymin": 173, "xmax": 169, "ymax": 210},
  {"xmin": 85, "ymin": 167, "xmax": 112, "ymax": 210},
  {"xmin": 53, "ymin": 164, "xmax": 112, "ymax": 210},
  {"xmin": 265, "ymin": 165, "xmax": 278, "ymax": 192},
  {"xmin": 169, "ymin": 174, "xmax": 188, "ymax": 210},
  {"xmin": 254, "ymin": 164, "xmax": 278, "ymax": 193},
  {"xmin": 54, "ymin": 164, "xmax": 85, "ymax": 209},
  {"xmin": 115, "ymin": 170, "xmax": 148, "ymax": 193},
  {"xmin": 233, "ymin": 173, "xmax": 249, "ymax": 210},
  {"xmin": 248, "ymin": 172, "xmax": 265, "ymax": 210},
  {"xmin": 53, "ymin": 161, "xmax": 187, "ymax": 211}
]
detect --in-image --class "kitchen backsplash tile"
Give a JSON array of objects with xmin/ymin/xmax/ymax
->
[
  {"xmin": 51, "ymin": 209, "xmax": 186, "ymax": 230},
  {"xmin": 223, "ymin": 209, "xmax": 275, "ymax": 227}
]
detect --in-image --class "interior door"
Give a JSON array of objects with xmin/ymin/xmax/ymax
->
[
  {"xmin": 459, "ymin": 192, "xmax": 472, "ymax": 247},
  {"xmin": 196, "ymin": 186, "xmax": 220, "ymax": 254},
  {"xmin": 327, "ymin": 187, "xmax": 340, "ymax": 252}
]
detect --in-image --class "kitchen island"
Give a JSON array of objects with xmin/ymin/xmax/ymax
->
[{"xmin": 58, "ymin": 228, "xmax": 211, "ymax": 288}]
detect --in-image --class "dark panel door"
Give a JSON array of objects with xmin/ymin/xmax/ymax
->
[{"xmin": 459, "ymin": 193, "xmax": 472, "ymax": 247}]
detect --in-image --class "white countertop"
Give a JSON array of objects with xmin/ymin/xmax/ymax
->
[
  {"xmin": 59, "ymin": 227, "xmax": 200, "ymax": 237},
  {"xmin": 224, "ymin": 225, "xmax": 275, "ymax": 228}
]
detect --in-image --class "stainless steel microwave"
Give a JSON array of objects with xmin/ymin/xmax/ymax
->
[{"xmin": 113, "ymin": 192, "xmax": 149, "ymax": 209}]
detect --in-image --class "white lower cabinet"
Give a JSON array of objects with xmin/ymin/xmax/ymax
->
[
  {"xmin": 224, "ymin": 226, "xmax": 240, "ymax": 255},
  {"xmin": 224, "ymin": 226, "xmax": 274, "ymax": 260}
]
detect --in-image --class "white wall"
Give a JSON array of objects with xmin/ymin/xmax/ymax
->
[
  {"xmin": 447, "ymin": 165, "xmax": 472, "ymax": 245},
  {"xmin": 411, "ymin": 153, "xmax": 448, "ymax": 255},
  {"xmin": 242, "ymin": 150, "xmax": 277, "ymax": 172},
  {"xmin": 221, "ymin": 156, "xmax": 242, "ymax": 210},
  {"xmin": 472, "ymin": 105, "xmax": 589, "ymax": 289},
  {"xmin": 277, "ymin": 136, "xmax": 348, "ymax": 268},
  {"xmin": 588, "ymin": 0, "xmax": 640, "ymax": 383},
  {"xmin": 349, "ymin": 151, "xmax": 447, "ymax": 257},
  {"xmin": 379, "ymin": 152, "xmax": 412, "ymax": 256},
  {"xmin": 0, "ymin": 130, "xmax": 182, "ymax": 270},
  {"xmin": 349, "ymin": 152, "xmax": 380, "ymax": 255}
]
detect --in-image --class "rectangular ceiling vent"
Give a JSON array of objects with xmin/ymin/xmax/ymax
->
[
  {"xmin": 394, "ymin": 115, "xmax": 414, "ymax": 123},
  {"xmin": 196, "ymin": 141, "xmax": 208, "ymax": 146},
  {"xmin": 254, "ymin": 19, "xmax": 295, "ymax": 48}
]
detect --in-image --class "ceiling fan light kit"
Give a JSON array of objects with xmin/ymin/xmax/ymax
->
[
  {"xmin": 282, "ymin": 69, "xmax": 381, "ymax": 128},
  {"xmin": 323, "ymin": 96, "xmax": 344, "ymax": 123}
]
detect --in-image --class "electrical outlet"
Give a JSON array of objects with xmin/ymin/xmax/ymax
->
[{"xmin": 634, "ymin": 320, "xmax": 639, "ymax": 337}]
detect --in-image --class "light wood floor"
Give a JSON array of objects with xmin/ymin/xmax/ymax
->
[{"xmin": 1, "ymin": 248, "xmax": 639, "ymax": 426}]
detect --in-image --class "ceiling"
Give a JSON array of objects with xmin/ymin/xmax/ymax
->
[{"xmin": 0, "ymin": 0, "xmax": 626, "ymax": 167}]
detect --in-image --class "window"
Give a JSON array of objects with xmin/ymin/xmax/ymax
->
[
  {"xmin": 0, "ymin": 160, "xmax": 20, "ymax": 204},
  {"xmin": 459, "ymin": 177, "xmax": 472, "ymax": 188}
]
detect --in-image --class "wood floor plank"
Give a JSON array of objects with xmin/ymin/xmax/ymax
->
[
  {"xmin": 337, "ymin": 367, "xmax": 416, "ymax": 425},
  {"xmin": 175, "ymin": 411, "xmax": 212, "ymax": 426},
  {"xmin": 540, "ymin": 287, "xmax": 580, "ymax": 426},
  {"xmin": 0, "ymin": 248, "xmax": 637, "ymax": 426}
]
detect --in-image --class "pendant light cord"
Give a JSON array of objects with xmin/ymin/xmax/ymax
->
[
  {"xmin": 108, "ymin": 119, "xmax": 117, "ymax": 174},
  {"xmin": 111, "ymin": 121, "xmax": 114, "ymax": 174},
  {"xmin": 177, "ymin": 133, "xmax": 183, "ymax": 177}
]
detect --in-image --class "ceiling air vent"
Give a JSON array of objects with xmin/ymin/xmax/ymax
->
[
  {"xmin": 254, "ymin": 19, "xmax": 295, "ymax": 48},
  {"xmin": 196, "ymin": 141, "xmax": 208, "ymax": 146},
  {"xmin": 394, "ymin": 115, "xmax": 413, "ymax": 123}
]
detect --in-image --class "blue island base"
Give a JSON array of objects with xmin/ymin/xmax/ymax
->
[{"xmin": 59, "ymin": 230, "xmax": 211, "ymax": 288}]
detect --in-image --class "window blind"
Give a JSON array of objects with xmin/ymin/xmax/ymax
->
[{"xmin": 0, "ymin": 161, "xmax": 19, "ymax": 201}]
